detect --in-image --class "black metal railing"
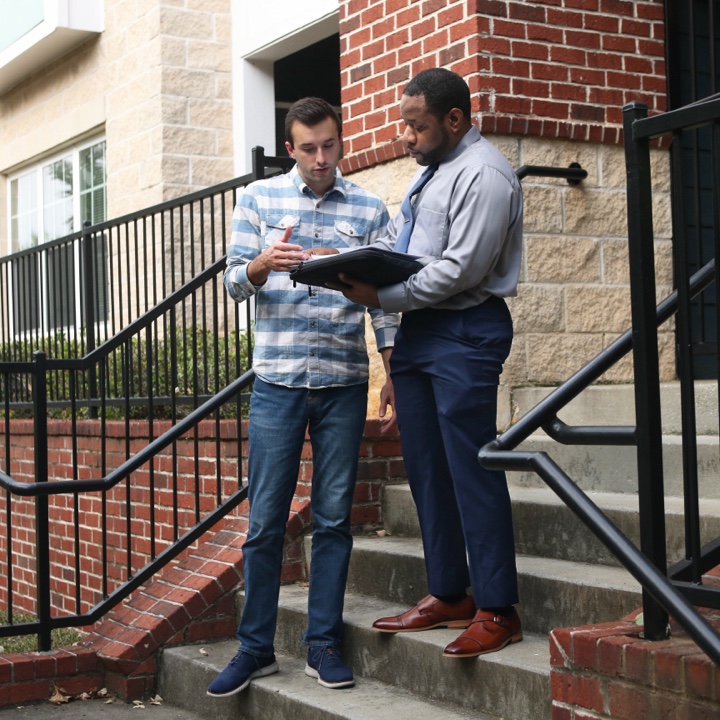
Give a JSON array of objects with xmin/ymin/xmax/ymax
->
[
  {"xmin": 0, "ymin": 148, "xmax": 293, "ymax": 650},
  {"xmin": 481, "ymin": 93, "xmax": 720, "ymax": 667},
  {"xmin": 0, "ymin": 151, "xmax": 583, "ymax": 651},
  {"xmin": 0, "ymin": 148, "xmax": 293, "ymax": 411}
]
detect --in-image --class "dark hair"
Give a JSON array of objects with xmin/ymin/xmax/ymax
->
[
  {"xmin": 284, "ymin": 97, "xmax": 342, "ymax": 146},
  {"xmin": 403, "ymin": 68, "xmax": 472, "ymax": 121}
]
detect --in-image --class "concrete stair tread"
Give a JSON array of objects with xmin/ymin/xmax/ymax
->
[
  {"xmin": 506, "ymin": 433, "xmax": 720, "ymax": 497},
  {"xmin": 277, "ymin": 582, "xmax": 551, "ymax": 673},
  {"xmin": 351, "ymin": 534, "xmax": 641, "ymax": 593},
  {"xmin": 161, "ymin": 638, "xmax": 494, "ymax": 720},
  {"xmin": 511, "ymin": 382, "xmax": 719, "ymax": 435}
]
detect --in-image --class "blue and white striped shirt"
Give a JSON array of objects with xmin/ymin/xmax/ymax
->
[{"xmin": 224, "ymin": 166, "xmax": 399, "ymax": 388}]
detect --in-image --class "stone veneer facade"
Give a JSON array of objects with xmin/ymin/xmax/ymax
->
[
  {"xmin": 357, "ymin": 138, "xmax": 673, "ymax": 428},
  {"xmin": 0, "ymin": 0, "xmax": 234, "ymax": 224}
]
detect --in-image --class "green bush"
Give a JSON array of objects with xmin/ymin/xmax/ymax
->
[{"xmin": 0, "ymin": 326, "xmax": 253, "ymax": 420}]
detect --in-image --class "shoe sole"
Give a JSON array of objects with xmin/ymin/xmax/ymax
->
[
  {"xmin": 206, "ymin": 661, "xmax": 279, "ymax": 697},
  {"xmin": 304, "ymin": 664, "xmax": 355, "ymax": 689},
  {"xmin": 373, "ymin": 619, "xmax": 473, "ymax": 633},
  {"xmin": 442, "ymin": 631, "xmax": 523, "ymax": 658}
]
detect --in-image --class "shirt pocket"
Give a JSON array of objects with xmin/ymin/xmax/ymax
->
[
  {"xmin": 263, "ymin": 214, "xmax": 300, "ymax": 247},
  {"xmin": 333, "ymin": 220, "xmax": 369, "ymax": 249},
  {"xmin": 411, "ymin": 208, "xmax": 447, "ymax": 257}
]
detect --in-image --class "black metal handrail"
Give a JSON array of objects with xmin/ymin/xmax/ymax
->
[
  {"xmin": 515, "ymin": 162, "xmax": 588, "ymax": 185},
  {"xmin": 0, "ymin": 147, "xmax": 294, "ymax": 410},
  {"xmin": 0, "ymin": 147, "xmax": 292, "ymax": 650},
  {"xmin": 481, "ymin": 94, "xmax": 720, "ymax": 667},
  {"xmin": 0, "ymin": 153, "xmax": 585, "ymax": 651}
]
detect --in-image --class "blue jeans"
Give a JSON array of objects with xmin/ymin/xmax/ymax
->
[{"xmin": 236, "ymin": 377, "xmax": 368, "ymax": 658}]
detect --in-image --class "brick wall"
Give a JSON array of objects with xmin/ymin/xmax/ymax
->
[
  {"xmin": 339, "ymin": 0, "xmax": 675, "ymax": 413},
  {"xmin": 550, "ymin": 613, "xmax": 720, "ymax": 719},
  {"xmin": 339, "ymin": 0, "xmax": 666, "ymax": 172},
  {"xmin": 0, "ymin": 418, "xmax": 401, "ymax": 621},
  {"xmin": 0, "ymin": 418, "xmax": 403, "ymax": 705}
]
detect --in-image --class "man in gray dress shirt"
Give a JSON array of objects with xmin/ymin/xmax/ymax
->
[{"xmin": 335, "ymin": 68, "xmax": 524, "ymax": 658}]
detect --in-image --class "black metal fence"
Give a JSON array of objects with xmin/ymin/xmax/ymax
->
[
  {"xmin": 481, "ymin": 93, "xmax": 720, "ymax": 667},
  {"xmin": 0, "ymin": 148, "xmax": 293, "ymax": 650},
  {"xmin": 0, "ymin": 152, "xmax": 585, "ymax": 651}
]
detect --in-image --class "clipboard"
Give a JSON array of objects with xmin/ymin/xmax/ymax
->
[{"xmin": 290, "ymin": 246, "xmax": 423, "ymax": 289}]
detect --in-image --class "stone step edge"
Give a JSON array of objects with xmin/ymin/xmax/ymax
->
[
  {"xmin": 345, "ymin": 535, "xmax": 641, "ymax": 593},
  {"xmin": 385, "ymin": 482, "xmax": 720, "ymax": 517},
  {"xmin": 273, "ymin": 582, "xmax": 552, "ymax": 672},
  {"xmin": 160, "ymin": 638, "xmax": 497, "ymax": 720}
]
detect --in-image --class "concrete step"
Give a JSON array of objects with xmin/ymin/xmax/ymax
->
[
  {"xmin": 159, "ymin": 638, "xmax": 488, "ymax": 720},
  {"xmin": 511, "ymin": 432, "xmax": 720, "ymax": 497},
  {"xmin": 512, "ymin": 381, "xmax": 719, "ymax": 435},
  {"xmin": 343, "ymin": 535, "xmax": 641, "ymax": 635},
  {"xmin": 269, "ymin": 584, "xmax": 551, "ymax": 720},
  {"xmin": 383, "ymin": 483, "xmax": 720, "ymax": 568}
]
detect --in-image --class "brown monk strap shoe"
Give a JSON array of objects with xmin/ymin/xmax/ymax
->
[
  {"xmin": 443, "ymin": 608, "xmax": 523, "ymax": 657},
  {"xmin": 372, "ymin": 594, "xmax": 476, "ymax": 633}
]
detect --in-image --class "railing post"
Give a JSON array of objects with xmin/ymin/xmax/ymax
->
[
  {"xmin": 251, "ymin": 146, "xmax": 266, "ymax": 181},
  {"xmin": 622, "ymin": 101, "xmax": 670, "ymax": 641},
  {"xmin": 82, "ymin": 221, "xmax": 98, "ymax": 417},
  {"xmin": 32, "ymin": 350, "xmax": 52, "ymax": 651}
]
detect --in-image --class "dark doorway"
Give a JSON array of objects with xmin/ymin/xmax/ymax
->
[
  {"xmin": 273, "ymin": 34, "xmax": 341, "ymax": 156},
  {"xmin": 665, "ymin": 0, "xmax": 720, "ymax": 378}
]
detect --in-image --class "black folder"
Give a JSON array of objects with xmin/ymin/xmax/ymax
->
[{"xmin": 290, "ymin": 246, "xmax": 423, "ymax": 289}]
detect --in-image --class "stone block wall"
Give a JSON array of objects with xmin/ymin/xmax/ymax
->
[
  {"xmin": 0, "ymin": 0, "xmax": 233, "ymax": 246},
  {"xmin": 352, "ymin": 134, "xmax": 674, "ymax": 426}
]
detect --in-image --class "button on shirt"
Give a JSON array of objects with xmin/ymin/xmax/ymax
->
[
  {"xmin": 376, "ymin": 126, "xmax": 523, "ymax": 313},
  {"xmin": 224, "ymin": 166, "xmax": 399, "ymax": 388}
]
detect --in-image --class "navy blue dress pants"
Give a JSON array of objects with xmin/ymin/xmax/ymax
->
[{"xmin": 390, "ymin": 296, "xmax": 519, "ymax": 609}]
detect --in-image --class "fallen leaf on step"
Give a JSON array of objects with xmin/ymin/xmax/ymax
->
[
  {"xmin": 376, "ymin": 530, "xmax": 387, "ymax": 537},
  {"xmin": 49, "ymin": 687, "xmax": 70, "ymax": 705},
  {"xmin": 150, "ymin": 695, "xmax": 163, "ymax": 705},
  {"xmin": 199, "ymin": 648, "xmax": 209, "ymax": 656}
]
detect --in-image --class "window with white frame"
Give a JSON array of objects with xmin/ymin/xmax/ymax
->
[{"xmin": 8, "ymin": 137, "xmax": 107, "ymax": 334}]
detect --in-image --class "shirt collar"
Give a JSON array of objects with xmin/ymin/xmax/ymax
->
[
  {"xmin": 290, "ymin": 165, "xmax": 347, "ymax": 199},
  {"xmin": 439, "ymin": 126, "xmax": 481, "ymax": 166}
]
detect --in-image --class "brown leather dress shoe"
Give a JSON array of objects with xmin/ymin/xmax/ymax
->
[
  {"xmin": 443, "ymin": 608, "xmax": 523, "ymax": 657},
  {"xmin": 372, "ymin": 594, "xmax": 476, "ymax": 633}
]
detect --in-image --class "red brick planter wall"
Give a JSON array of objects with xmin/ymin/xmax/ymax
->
[
  {"xmin": 0, "ymin": 418, "xmax": 405, "ymax": 704},
  {"xmin": 550, "ymin": 614, "xmax": 720, "ymax": 719}
]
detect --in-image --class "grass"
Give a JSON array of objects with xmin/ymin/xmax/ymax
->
[{"xmin": 0, "ymin": 610, "xmax": 87, "ymax": 654}]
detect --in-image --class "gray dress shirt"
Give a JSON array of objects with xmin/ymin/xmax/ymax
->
[{"xmin": 376, "ymin": 126, "xmax": 523, "ymax": 313}]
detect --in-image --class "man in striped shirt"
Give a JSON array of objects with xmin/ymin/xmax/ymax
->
[{"xmin": 207, "ymin": 97, "xmax": 399, "ymax": 698}]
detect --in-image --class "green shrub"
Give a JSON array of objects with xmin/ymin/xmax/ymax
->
[{"xmin": 0, "ymin": 326, "xmax": 253, "ymax": 420}]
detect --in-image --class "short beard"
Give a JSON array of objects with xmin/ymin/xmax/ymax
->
[{"xmin": 417, "ymin": 126, "xmax": 451, "ymax": 166}]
